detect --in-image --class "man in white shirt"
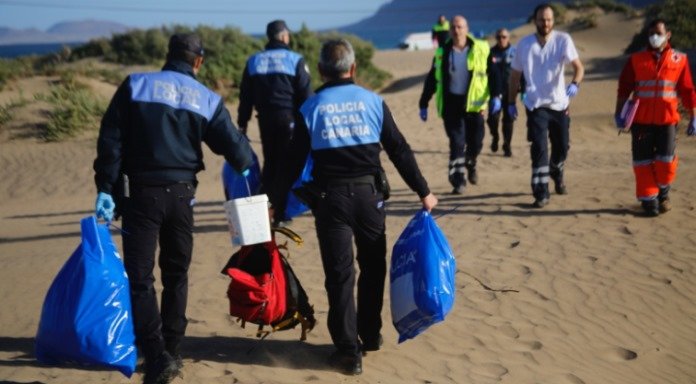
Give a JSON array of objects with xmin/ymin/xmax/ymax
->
[{"xmin": 508, "ymin": 3, "xmax": 584, "ymax": 208}]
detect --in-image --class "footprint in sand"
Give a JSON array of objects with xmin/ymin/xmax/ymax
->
[{"xmin": 601, "ymin": 346, "xmax": 638, "ymax": 362}]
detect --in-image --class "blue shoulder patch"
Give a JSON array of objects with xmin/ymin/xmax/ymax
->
[
  {"xmin": 129, "ymin": 71, "xmax": 221, "ymax": 121},
  {"xmin": 248, "ymin": 49, "xmax": 302, "ymax": 76}
]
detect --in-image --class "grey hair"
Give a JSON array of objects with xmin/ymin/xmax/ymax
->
[{"xmin": 319, "ymin": 39, "xmax": 355, "ymax": 79}]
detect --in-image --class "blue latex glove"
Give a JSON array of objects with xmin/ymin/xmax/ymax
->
[
  {"xmin": 490, "ymin": 96, "xmax": 502, "ymax": 114},
  {"xmin": 566, "ymin": 82, "xmax": 579, "ymax": 98},
  {"xmin": 95, "ymin": 192, "xmax": 115, "ymax": 222},
  {"xmin": 520, "ymin": 93, "xmax": 527, "ymax": 103},
  {"xmin": 241, "ymin": 169, "xmax": 250, "ymax": 177},
  {"xmin": 614, "ymin": 115, "xmax": 625, "ymax": 130},
  {"xmin": 508, "ymin": 104, "xmax": 518, "ymax": 120},
  {"xmin": 687, "ymin": 118, "xmax": 696, "ymax": 136},
  {"xmin": 419, "ymin": 108, "xmax": 428, "ymax": 122}
]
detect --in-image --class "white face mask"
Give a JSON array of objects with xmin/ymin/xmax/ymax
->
[{"xmin": 649, "ymin": 33, "xmax": 666, "ymax": 48}]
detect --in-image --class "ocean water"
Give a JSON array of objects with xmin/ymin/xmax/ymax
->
[{"xmin": 0, "ymin": 42, "xmax": 83, "ymax": 58}]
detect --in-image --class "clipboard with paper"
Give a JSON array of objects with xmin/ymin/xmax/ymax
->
[{"xmin": 618, "ymin": 99, "xmax": 639, "ymax": 133}]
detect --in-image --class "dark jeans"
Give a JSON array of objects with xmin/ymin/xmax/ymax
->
[
  {"xmin": 313, "ymin": 182, "xmax": 386, "ymax": 358},
  {"xmin": 526, "ymin": 107, "xmax": 570, "ymax": 200},
  {"xmin": 442, "ymin": 94, "xmax": 485, "ymax": 187},
  {"xmin": 258, "ymin": 110, "xmax": 295, "ymax": 222},
  {"xmin": 121, "ymin": 182, "xmax": 195, "ymax": 361},
  {"xmin": 486, "ymin": 94, "xmax": 514, "ymax": 149}
]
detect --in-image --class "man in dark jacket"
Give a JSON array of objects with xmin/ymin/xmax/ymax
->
[
  {"xmin": 272, "ymin": 39, "xmax": 437, "ymax": 376},
  {"xmin": 94, "ymin": 33, "xmax": 253, "ymax": 384},
  {"xmin": 487, "ymin": 28, "xmax": 522, "ymax": 157},
  {"xmin": 237, "ymin": 19, "xmax": 313, "ymax": 226}
]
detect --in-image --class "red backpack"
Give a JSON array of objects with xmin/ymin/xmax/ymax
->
[{"xmin": 222, "ymin": 227, "xmax": 316, "ymax": 340}]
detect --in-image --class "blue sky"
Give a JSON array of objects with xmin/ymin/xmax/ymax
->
[{"xmin": 0, "ymin": 0, "xmax": 391, "ymax": 33}]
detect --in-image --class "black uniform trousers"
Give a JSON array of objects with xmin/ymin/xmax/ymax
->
[
  {"xmin": 442, "ymin": 94, "xmax": 485, "ymax": 188},
  {"xmin": 526, "ymin": 107, "xmax": 570, "ymax": 200},
  {"xmin": 313, "ymin": 181, "xmax": 386, "ymax": 358},
  {"xmin": 121, "ymin": 182, "xmax": 195, "ymax": 361},
  {"xmin": 258, "ymin": 110, "xmax": 295, "ymax": 223},
  {"xmin": 486, "ymin": 93, "xmax": 514, "ymax": 151}
]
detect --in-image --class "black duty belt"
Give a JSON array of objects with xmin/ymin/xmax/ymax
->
[{"xmin": 322, "ymin": 175, "xmax": 375, "ymax": 187}]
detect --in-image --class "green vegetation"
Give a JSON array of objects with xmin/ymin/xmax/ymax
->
[
  {"xmin": 626, "ymin": 0, "xmax": 696, "ymax": 53},
  {"xmin": 0, "ymin": 25, "xmax": 390, "ymax": 141},
  {"xmin": 34, "ymin": 72, "xmax": 107, "ymax": 141},
  {"xmin": 567, "ymin": 0, "xmax": 633, "ymax": 13},
  {"xmin": 71, "ymin": 24, "xmax": 391, "ymax": 96},
  {"xmin": 0, "ymin": 97, "xmax": 29, "ymax": 128}
]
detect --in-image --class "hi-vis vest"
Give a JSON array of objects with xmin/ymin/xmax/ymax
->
[
  {"xmin": 300, "ymin": 84, "xmax": 383, "ymax": 150},
  {"xmin": 434, "ymin": 35, "xmax": 490, "ymax": 117},
  {"xmin": 432, "ymin": 21, "xmax": 450, "ymax": 33},
  {"xmin": 631, "ymin": 48, "xmax": 688, "ymax": 125}
]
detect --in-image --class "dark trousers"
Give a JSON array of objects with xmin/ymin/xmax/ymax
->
[
  {"xmin": 442, "ymin": 94, "xmax": 485, "ymax": 188},
  {"xmin": 526, "ymin": 108, "xmax": 569, "ymax": 200},
  {"xmin": 486, "ymin": 94, "xmax": 514, "ymax": 150},
  {"xmin": 313, "ymin": 182, "xmax": 386, "ymax": 358},
  {"xmin": 631, "ymin": 124, "xmax": 676, "ymax": 162},
  {"xmin": 121, "ymin": 182, "xmax": 195, "ymax": 361},
  {"xmin": 258, "ymin": 110, "xmax": 295, "ymax": 222}
]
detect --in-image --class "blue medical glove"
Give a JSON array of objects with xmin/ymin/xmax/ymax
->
[
  {"xmin": 490, "ymin": 96, "xmax": 502, "ymax": 114},
  {"xmin": 95, "ymin": 192, "xmax": 115, "ymax": 222},
  {"xmin": 419, "ymin": 108, "xmax": 428, "ymax": 122},
  {"xmin": 241, "ymin": 169, "xmax": 250, "ymax": 177},
  {"xmin": 687, "ymin": 117, "xmax": 696, "ymax": 136},
  {"xmin": 614, "ymin": 115, "xmax": 625, "ymax": 130},
  {"xmin": 520, "ymin": 93, "xmax": 527, "ymax": 102},
  {"xmin": 566, "ymin": 82, "xmax": 579, "ymax": 98},
  {"xmin": 508, "ymin": 104, "xmax": 518, "ymax": 120}
]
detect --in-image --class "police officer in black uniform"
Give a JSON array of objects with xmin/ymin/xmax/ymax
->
[
  {"xmin": 94, "ymin": 33, "xmax": 253, "ymax": 384},
  {"xmin": 487, "ymin": 28, "xmax": 523, "ymax": 157},
  {"xmin": 272, "ymin": 39, "xmax": 438, "ymax": 376},
  {"xmin": 237, "ymin": 19, "xmax": 313, "ymax": 226}
]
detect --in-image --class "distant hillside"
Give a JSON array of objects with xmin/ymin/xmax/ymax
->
[
  {"xmin": 338, "ymin": 0, "xmax": 659, "ymax": 49},
  {"xmin": 0, "ymin": 20, "xmax": 130, "ymax": 45}
]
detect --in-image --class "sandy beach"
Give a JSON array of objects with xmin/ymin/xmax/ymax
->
[{"xmin": 1, "ymin": 11, "xmax": 696, "ymax": 384}]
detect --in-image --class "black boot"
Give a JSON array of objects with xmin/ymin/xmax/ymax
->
[
  {"xmin": 550, "ymin": 164, "xmax": 567, "ymax": 195},
  {"xmin": 143, "ymin": 351, "xmax": 179, "ymax": 384},
  {"xmin": 465, "ymin": 158, "xmax": 478, "ymax": 185},
  {"xmin": 641, "ymin": 199, "xmax": 659, "ymax": 217},
  {"xmin": 658, "ymin": 186, "xmax": 671, "ymax": 213}
]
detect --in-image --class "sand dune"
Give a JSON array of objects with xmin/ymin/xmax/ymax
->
[{"xmin": 1, "ymin": 11, "xmax": 696, "ymax": 384}]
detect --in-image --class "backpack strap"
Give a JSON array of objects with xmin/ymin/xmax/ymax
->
[{"xmin": 271, "ymin": 226, "xmax": 303, "ymax": 246}]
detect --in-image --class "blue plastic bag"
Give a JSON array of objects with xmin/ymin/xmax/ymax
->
[
  {"xmin": 390, "ymin": 209, "xmax": 456, "ymax": 343},
  {"xmin": 223, "ymin": 146, "xmax": 262, "ymax": 199},
  {"xmin": 284, "ymin": 154, "xmax": 313, "ymax": 220},
  {"xmin": 35, "ymin": 216, "xmax": 137, "ymax": 377}
]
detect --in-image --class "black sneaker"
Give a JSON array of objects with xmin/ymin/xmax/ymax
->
[
  {"xmin": 361, "ymin": 335, "xmax": 383, "ymax": 356},
  {"xmin": 143, "ymin": 351, "xmax": 179, "ymax": 384},
  {"xmin": 551, "ymin": 174, "xmax": 567, "ymax": 195},
  {"xmin": 328, "ymin": 351, "xmax": 362, "ymax": 375},
  {"xmin": 491, "ymin": 139, "xmax": 499, "ymax": 153},
  {"xmin": 641, "ymin": 199, "xmax": 659, "ymax": 217},
  {"xmin": 451, "ymin": 185, "xmax": 465, "ymax": 195},
  {"xmin": 532, "ymin": 198, "xmax": 549, "ymax": 208},
  {"xmin": 503, "ymin": 144, "xmax": 512, "ymax": 157}
]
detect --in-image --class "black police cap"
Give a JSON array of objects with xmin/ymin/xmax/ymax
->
[{"xmin": 266, "ymin": 20, "xmax": 289, "ymax": 39}]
